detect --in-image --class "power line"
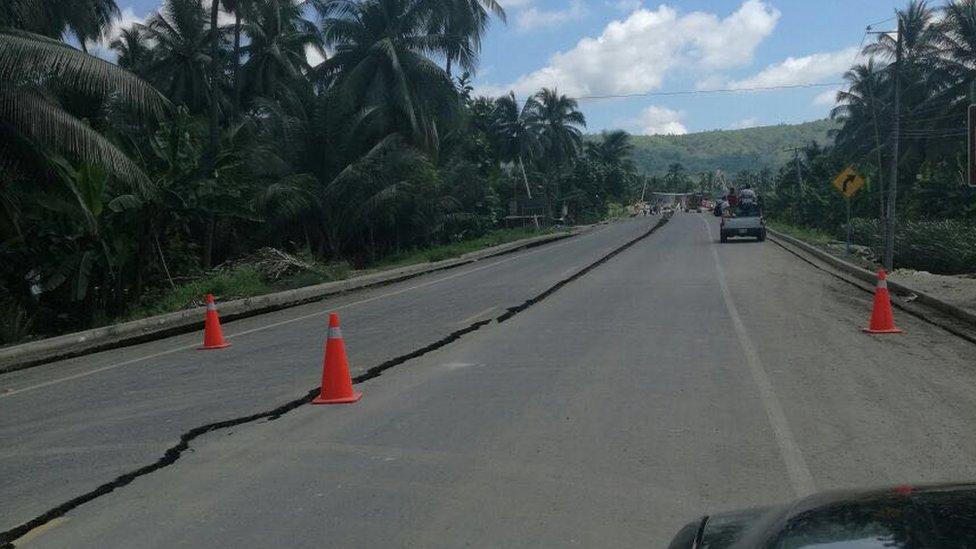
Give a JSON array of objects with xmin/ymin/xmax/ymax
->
[
  {"xmin": 865, "ymin": 15, "xmax": 896, "ymax": 30},
  {"xmin": 571, "ymin": 82, "xmax": 844, "ymax": 102}
]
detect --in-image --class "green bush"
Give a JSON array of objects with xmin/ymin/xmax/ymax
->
[
  {"xmin": 606, "ymin": 202, "xmax": 628, "ymax": 219},
  {"xmin": 849, "ymin": 218, "xmax": 976, "ymax": 274},
  {"xmin": 0, "ymin": 300, "xmax": 35, "ymax": 346}
]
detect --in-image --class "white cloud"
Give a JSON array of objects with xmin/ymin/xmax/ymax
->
[
  {"xmin": 634, "ymin": 105, "xmax": 687, "ymax": 135},
  {"xmin": 483, "ymin": 0, "xmax": 779, "ymax": 97},
  {"xmin": 306, "ymin": 44, "xmax": 326, "ymax": 67},
  {"xmin": 730, "ymin": 117, "xmax": 761, "ymax": 129},
  {"xmin": 516, "ymin": 0, "xmax": 587, "ymax": 31},
  {"xmin": 813, "ymin": 88, "xmax": 841, "ymax": 107},
  {"xmin": 217, "ymin": 8, "xmax": 236, "ymax": 27},
  {"xmin": 90, "ymin": 7, "xmax": 146, "ymax": 61},
  {"xmin": 728, "ymin": 46, "xmax": 858, "ymax": 90}
]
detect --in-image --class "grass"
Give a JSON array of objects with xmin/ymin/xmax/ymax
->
[
  {"xmin": 765, "ymin": 219, "xmax": 836, "ymax": 246},
  {"xmin": 124, "ymin": 227, "xmax": 550, "ymax": 322},
  {"xmin": 371, "ymin": 227, "xmax": 547, "ymax": 270},
  {"xmin": 128, "ymin": 266, "xmax": 271, "ymax": 319}
]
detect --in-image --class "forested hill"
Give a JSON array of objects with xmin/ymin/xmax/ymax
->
[{"xmin": 626, "ymin": 119, "xmax": 838, "ymax": 176}]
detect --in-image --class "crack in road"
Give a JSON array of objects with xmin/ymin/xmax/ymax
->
[
  {"xmin": 0, "ymin": 216, "xmax": 669, "ymax": 546},
  {"xmin": 497, "ymin": 216, "xmax": 670, "ymax": 322}
]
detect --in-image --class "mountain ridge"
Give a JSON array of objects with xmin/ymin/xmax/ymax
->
[{"xmin": 617, "ymin": 119, "xmax": 838, "ymax": 176}]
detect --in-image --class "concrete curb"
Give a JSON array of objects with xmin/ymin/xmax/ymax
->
[
  {"xmin": 767, "ymin": 228, "xmax": 976, "ymax": 328},
  {"xmin": 0, "ymin": 229, "xmax": 586, "ymax": 374}
]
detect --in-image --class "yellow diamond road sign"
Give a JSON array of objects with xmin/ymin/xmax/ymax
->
[{"xmin": 832, "ymin": 165, "xmax": 864, "ymax": 198}]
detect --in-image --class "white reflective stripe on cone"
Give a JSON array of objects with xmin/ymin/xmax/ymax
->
[
  {"xmin": 328, "ymin": 327, "xmax": 343, "ymax": 339},
  {"xmin": 877, "ymin": 279, "xmax": 888, "ymax": 289},
  {"xmin": 206, "ymin": 303, "xmax": 217, "ymax": 311}
]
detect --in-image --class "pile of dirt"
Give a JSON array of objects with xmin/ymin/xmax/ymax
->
[{"xmin": 889, "ymin": 269, "xmax": 976, "ymax": 316}]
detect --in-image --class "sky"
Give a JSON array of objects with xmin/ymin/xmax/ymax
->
[{"xmin": 105, "ymin": 0, "xmax": 914, "ymax": 135}]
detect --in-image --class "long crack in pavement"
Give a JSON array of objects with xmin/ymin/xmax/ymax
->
[{"xmin": 0, "ymin": 215, "xmax": 670, "ymax": 546}]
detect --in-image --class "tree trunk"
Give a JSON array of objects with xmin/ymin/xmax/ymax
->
[
  {"xmin": 446, "ymin": 55, "xmax": 452, "ymax": 79},
  {"xmin": 208, "ymin": 0, "xmax": 221, "ymax": 175},
  {"xmin": 233, "ymin": 10, "xmax": 242, "ymax": 120},
  {"xmin": 518, "ymin": 155, "xmax": 532, "ymax": 199},
  {"xmin": 202, "ymin": 215, "xmax": 216, "ymax": 270}
]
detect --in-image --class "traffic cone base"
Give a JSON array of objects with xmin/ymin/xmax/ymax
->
[
  {"xmin": 312, "ymin": 391, "xmax": 362, "ymax": 405},
  {"xmin": 862, "ymin": 327, "xmax": 904, "ymax": 334},
  {"xmin": 199, "ymin": 342, "xmax": 231, "ymax": 350}
]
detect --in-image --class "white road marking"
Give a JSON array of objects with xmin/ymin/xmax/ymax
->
[
  {"xmin": 558, "ymin": 266, "xmax": 580, "ymax": 278},
  {"xmin": 701, "ymin": 215, "xmax": 816, "ymax": 497},
  {"xmin": 1, "ymin": 231, "xmax": 595, "ymax": 398},
  {"xmin": 458, "ymin": 306, "xmax": 497, "ymax": 325},
  {"xmin": 11, "ymin": 516, "xmax": 68, "ymax": 545}
]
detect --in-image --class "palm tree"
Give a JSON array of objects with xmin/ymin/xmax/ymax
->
[
  {"xmin": 492, "ymin": 91, "xmax": 542, "ymax": 198},
  {"xmin": 532, "ymin": 87, "xmax": 585, "ymax": 210},
  {"xmin": 586, "ymin": 130, "xmax": 634, "ymax": 169},
  {"xmin": 0, "ymin": 28, "xmax": 168, "ymax": 187},
  {"xmin": 110, "ymin": 26, "xmax": 154, "ymax": 74},
  {"xmin": 1, "ymin": 0, "xmax": 119, "ymax": 45},
  {"xmin": 140, "ymin": 0, "xmax": 216, "ymax": 114},
  {"xmin": 533, "ymin": 88, "xmax": 586, "ymax": 168},
  {"xmin": 64, "ymin": 0, "xmax": 121, "ymax": 53},
  {"xmin": 832, "ymin": 59, "xmax": 890, "ymax": 218},
  {"xmin": 219, "ymin": 0, "xmax": 256, "ymax": 118},
  {"xmin": 863, "ymin": 1, "xmax": 940, "ymax": 145},
  {"xmin": 316, "ymin": 0, "xmax": 459, "ymax": 153},
  {"xmin": 934, "ymin": 0, "xmax": 976, "ymax": 112},
  {"xmin": 431, "ymin": 0, "xmax": 505, "ymax": 78},
  {"xmin": 240, "ymin": 0, "xmax": 323, "ymax": 105}
]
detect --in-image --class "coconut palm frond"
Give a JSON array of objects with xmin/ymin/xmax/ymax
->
[{"xmin": 0, "ymin": 28, "xmax": 169, "ymax": 117}]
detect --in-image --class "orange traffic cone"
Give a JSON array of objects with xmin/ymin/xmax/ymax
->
[
  {"xmin": 199, "ymin": 294, "xmax": 231, "ymax": 350},
  {"xmin": 312, "ymin": 313, "xmax": 362, "ymax": 405},
  {"xmin": 863, "ymin": 270, "xmax": 903, "ymax": 334}
]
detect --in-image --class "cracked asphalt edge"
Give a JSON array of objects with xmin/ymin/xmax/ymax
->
[
  {"xmin": 768, "ymin": 235, "xmax": 976, "ymax": 346},
  {"xmin": 0, "ymin": 215, "xmax": 669, "ymax": 546}
]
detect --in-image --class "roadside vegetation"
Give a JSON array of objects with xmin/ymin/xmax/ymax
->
[
  {"xmin": 763, "ymin": 1, "xmax": 976, "ymax": 275},
  {"xmin": 658, "ymin": 1, "xmax": 976, "ymax": 276},
  {"xmin": 0, "ymin": 0, "xmax": 644, "ymax": 344}
]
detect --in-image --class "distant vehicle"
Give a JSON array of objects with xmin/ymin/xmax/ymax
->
[
  {"xmin": 720, "ymin": 201, "xmax": 765, "ymax": 242},
  {"xmin": 667, "ymin": 483, "xmax": 976, "ymax": 548}
]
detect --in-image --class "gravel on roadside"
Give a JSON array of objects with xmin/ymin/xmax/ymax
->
[{"xmin": 888, "ymin": 269, "xmax": 976, "ymax": 317}]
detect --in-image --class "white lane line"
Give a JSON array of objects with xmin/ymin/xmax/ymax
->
[
  {"xmin": 558, "ymin": 266, "xmax": 580, "ymax": 278},
  {"xmin": 701, "ymin": 216, "xmax": 816, "ymax": 497},
  {"xmin": 458, "ymin": 306, "xmax": 497, "ymax": 325},
  {"xmin": 1, "ymin": 231, "xmax": 597, "ymax": 398}
]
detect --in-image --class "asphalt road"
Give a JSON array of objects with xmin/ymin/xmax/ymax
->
[
  {"xmin": 0, "ymin": 215, "xmax": 661, "ymax": 536},
  {"xmin": 6, "ymin": 212, "xmax": 976, "ymax": 547}
]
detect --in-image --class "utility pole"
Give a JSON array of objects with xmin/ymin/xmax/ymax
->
[
  {"xmin": 783, "ymin": 146, "xmax": 804, "ymax": 223},
  {"xmin": 883, "ymin": 18, "xmax": 903, "ymax": 271}
]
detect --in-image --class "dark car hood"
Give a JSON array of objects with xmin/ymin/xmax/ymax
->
[{"xmin": 678, "ymin": 483, "xmax": 976, "ymax": 548}]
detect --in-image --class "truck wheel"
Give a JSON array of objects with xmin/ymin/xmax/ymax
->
[{"xmin": 757, "ymin": 230, "xmax": 766, "ymax": 242}]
